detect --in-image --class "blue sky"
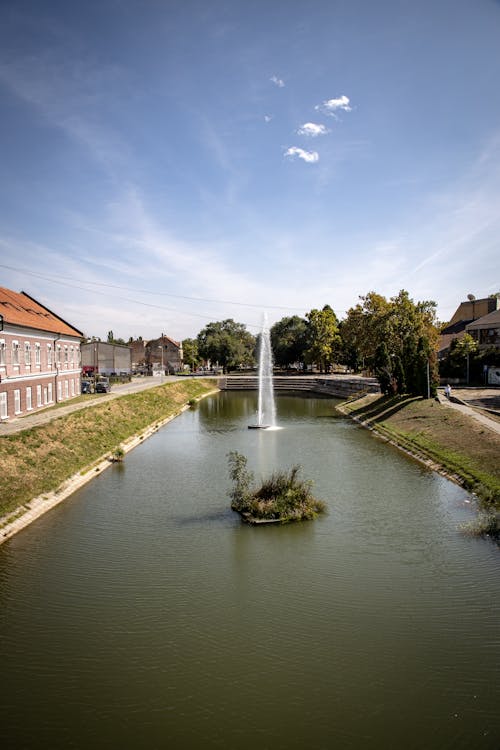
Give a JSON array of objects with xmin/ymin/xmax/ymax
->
[{"xmin": 1, "ymin": 0, "xmax": 499, "ymax": 341}]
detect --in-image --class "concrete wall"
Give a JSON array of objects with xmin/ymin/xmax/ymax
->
[{"xmin": 218, "ymin": 375, "xmax": 380, "ymax": 398}]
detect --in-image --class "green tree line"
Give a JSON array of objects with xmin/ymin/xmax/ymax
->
[{"xmin": 182, "ymin": 289, "xmax": 441, "ymax": 398}]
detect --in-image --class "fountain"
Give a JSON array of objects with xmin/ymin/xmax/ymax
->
[{"xmin": 249, "ymin": 314, "xmax": 276, "ymax": 429}]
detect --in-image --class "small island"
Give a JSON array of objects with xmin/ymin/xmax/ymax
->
[{"xmin": 228, "ymin": 451, "xmax": 326, "ymax": 524}]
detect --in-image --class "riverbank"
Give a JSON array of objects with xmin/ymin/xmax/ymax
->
[
  {"xmin": 0, "ymin": 379, "xmax": 218, "ymax": 544},
  {"xmin": 337, "ymin": 394, "xmax": 500, "ymax": 538}
]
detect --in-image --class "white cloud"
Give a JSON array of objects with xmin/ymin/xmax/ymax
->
[
  {"xmin": 315, "ymin": 95, "xmax": 352, "ymax": 115},
  {"xmin": 264, "ymin": 114, "xmax": 273, "ymax": 122},
  {"xmin": 297, "ymin": 122, "xmax": 329, "ymax": 137},
  {"xmin": 270, "ymin": 75, "xmax": 285, "ymax": 88},
  {"xmin": 284, "ymin": 146, "xmax": 319, "ymax": 163}
]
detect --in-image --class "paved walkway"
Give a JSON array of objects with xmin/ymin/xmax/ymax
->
[
  {"xmin": 0, "ymin": 376, "xmax": 183, "ymax": 436},
  {"xmin": 436, "ymin": 388, "xmax": 500, "ymax": 435}
]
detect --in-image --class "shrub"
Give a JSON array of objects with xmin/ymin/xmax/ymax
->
[{"xmin": 227, "ymin": 452, "xmax": 326, "ymax": 523}]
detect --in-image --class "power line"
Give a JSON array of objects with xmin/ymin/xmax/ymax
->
[{"xmin": 0, "ymin": 263, "xmax": 312, "ymax": 314}]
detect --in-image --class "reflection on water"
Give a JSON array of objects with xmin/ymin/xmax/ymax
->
[{"xmin": 0, "ymin": 392, "xmax": 499, "ymax": 750}]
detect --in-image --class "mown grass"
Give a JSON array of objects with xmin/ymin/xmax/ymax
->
[
  {"xmin": 0, "ymin": 379, "xmax": 216, "ymax": 518},
  {"xmin": 339, "ymin": 394, "xmax": 500, "ymax": 538}
]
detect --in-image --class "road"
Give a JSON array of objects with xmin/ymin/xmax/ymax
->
[{"xmin": 0, "ymin": 376, "xmax": 186, "ymax": 436}]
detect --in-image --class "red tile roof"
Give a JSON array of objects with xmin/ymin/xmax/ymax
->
[{"xmin": 0, "ymin": 287, "xmax": 83, "ymax": 337}]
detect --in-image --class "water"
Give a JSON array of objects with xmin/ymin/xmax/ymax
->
[
  {"xmin": 256, "ymin": 313, "xmax": 276, "ymax": 428},
  {"xmin": 0, "ymin": 392, "xmax": 499, "ymax": 749}
]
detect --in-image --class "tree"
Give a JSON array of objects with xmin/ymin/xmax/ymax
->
[
  {"xmin": 339, "ymin": 292, "xmax": 391, "ymax": 372},
  {"xmin": 270, "ymin": 315, "xmax": 309, "ymax": 369},
  {"xmin": 340, "ymin": 290, "xmax": 439, "ymax": 397},
  {"xmin": 182, "ymin": 338, "xmax": 200, "ymax": 371},
  {"xmin": 197, "ymin": 319, "xmax": 255, "ymax": 373},
  {"xmin": 304, "ymin": 305, "xmax": 341, "ymax": 372},
  {"xmin": 106, "ymin": 330, "xmax": 126, "ymax": 345}
]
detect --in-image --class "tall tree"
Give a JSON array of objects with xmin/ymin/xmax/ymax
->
[
  {"xmin": 304, "ymin": 305, "xmax": 341, "ymax": 373},
  {"xmin": 182, "ymin": 338, "xmax": 200, "ymax": 371},
  {"xmin": 340, "ymin": 290, "xmax": 439, "ymax": 397},
  {"xmin": 270, "ymin": 315, "xmax": 309, "ymax": 369},
  {"xmin": 197, "ymin": 319, "xmax": 255, "ymax": 373}
]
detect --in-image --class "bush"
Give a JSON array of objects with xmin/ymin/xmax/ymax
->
[
  {"xmin": 460, "ymin": 511, "xmax": 500, "ymax": 540},
  {"xmin": 227, "ymin": 452, "xmax": 326, "ymax": 523}
]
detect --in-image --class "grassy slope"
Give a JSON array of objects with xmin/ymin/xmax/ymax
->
[
  {"xmin": 339, "ymin": 395, "xmax": 500, "ymax": 507},
  {"xmin": 0, "ymin": 379, "xmax": 216, "ymax": 517}
]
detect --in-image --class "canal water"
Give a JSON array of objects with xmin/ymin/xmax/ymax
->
[{"xmin": 0, "ymin": 392, "xmax": 499, "ymax": 749}]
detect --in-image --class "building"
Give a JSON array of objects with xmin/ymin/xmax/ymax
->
[
  {"xmin": 144, "ymin": 334, "xmax": 183, "ymax": 375},
  {"xmin": 465, "ymin": 309, "xmax": 500, "ymax": 349},
  {"xmin": 439, "ymin": 294, "xmax": 500, "ymax": 359},
  {"xmin": 81, "ymin": 341, "xmax": 132, "ymax": 376},
  {"xmin": 129, "ymin": 338, "xmax": 148, "ymax": 374},
  {"xmin": 0, "ymin": 287, "xmax": 84, "ymax": 421}
]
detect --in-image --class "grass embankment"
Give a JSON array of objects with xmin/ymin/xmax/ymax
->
[
  {"xmin": 0, "ymin": 379, "xmax": 216, "ymax": 519},
  {"xmin": 339, "ymin": 394, "xmax": 500, "ymax": 537}
]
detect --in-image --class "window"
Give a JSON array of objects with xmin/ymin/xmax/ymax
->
[
  {"xmin": 64, "ymin": 380, "xmax": 69, "ymax": 398},
  {"xmin": 57, "ymin": 381, "xmax": 62, "ymax": 401},
  {"xmin": 14, "ymin": 389, "xmax": 21, "ymax": 414},
  {"xmin": 70, "ymin": 346, "xmax": 74, "ymax": 366},
  {"xmin": 25, "ymin": 341, "xmax": 31, "ymax": 367},
  {"xmin": 37, "ymin": 385, "xmax": 42, "ymax": 407},
  {"xmin": 0, "ymin": 392, "xmax": 7, "ymax": 420},
  {"xmin": 47, "ymin": 344, "xmax": 52, "ymax": 368},
  {"xmin": 70, "ymin": 379, "xmax": 75, "ymax": 396},
  {"xmin": 56, "ymin": 344, "xmax": 61, "ymax": 366},
  {"xmin": 48, "ymin": 383, "xmax": 53, "ymax": 403},
  {"xmin": 35, "ymin": 342, "xmax": 41, "ymax": 366},
  {"xmin": 0, "ymin": 339, "xmax": 5, "ymax": 366},
  {"xmin": 26, "ymin": 387, "xmax": 32, "ymax": 410},
  {"xmin": 64, "ymin": 346, "xmax": 68, "ymax": 365},
  {"xmin": 44, "ymin": 386, "xmax": 48, "ymax": 405},
  {"xmin": 12, "ymin": 341, "xmax": 20, "ymax": 366}
]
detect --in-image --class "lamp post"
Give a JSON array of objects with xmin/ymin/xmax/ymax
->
[{"xmin": 159, "ymin": 335, "xmax": 164, "ymax": 382}]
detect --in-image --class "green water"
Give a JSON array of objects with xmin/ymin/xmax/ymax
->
[{"xmin": 0, "ymin": 392, "xmax": 499, "ymax": 749}]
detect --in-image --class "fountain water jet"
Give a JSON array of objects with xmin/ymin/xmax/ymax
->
[{"xmin": 249, "ymin": 313, "xmax": 277, "ymax": 429}]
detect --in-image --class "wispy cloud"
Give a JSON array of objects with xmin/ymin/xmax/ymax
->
[
  {"xmin": 270, "ymin": 75, "xmax": 285, "ymax": 88},
  {"xmin": 297, "ymin": 122, "xmax": 329, "ymax": 137},
  {"xmin": 284, "ymin": 146, "xmax": 319, "ymax": 163},
  {"xmin": 315, "ymin": 95, "xmax": 352, "ymax": 115},
  {"xmin": 264, "ymin": 114, "xmax": 273, "ymax": 122}
]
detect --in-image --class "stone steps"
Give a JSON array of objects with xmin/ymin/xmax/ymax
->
[{"xmin": 218, "ymin": 375, "xmax": 380, "ymax": 398}]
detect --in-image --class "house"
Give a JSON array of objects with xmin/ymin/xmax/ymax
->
[
  {"xmin": 0, "ymin": 287, "xmax": 84, "ymax": 421},
  {"xmin": 129, "ymin": 338, "xmax": 148, "ymax": 374},
  {"xmin": 144, "ymin": 334, "xmax": 183, "ymax": 375},
  {"xmin": 438, "ymin": 295, "xmax": 500, "ymax": 359},
  {"xmin": 81, "ymin": 341, "xmax": 132, "ymax": 376},
  {"xmin": 465, "ymin": 309, "xmax": 500, "ymax": 349}
]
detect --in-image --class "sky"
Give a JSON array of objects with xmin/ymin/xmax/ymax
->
[{"xmin": 1, "ymin": 0, "xmax": 499, "ymax": 341}]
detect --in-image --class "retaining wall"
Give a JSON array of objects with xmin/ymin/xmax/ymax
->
[{"xmin": 217, "ymin": 375, "xmax": 380, "ymax": 398}]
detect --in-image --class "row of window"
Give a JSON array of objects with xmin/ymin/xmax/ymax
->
[
  {"xmin": 0, "ymin": 379, "xmax": 79, "ymax": 419},
  {"xmin": 0, "ymin": 340, "xmax": 80, "ymax": 369}
]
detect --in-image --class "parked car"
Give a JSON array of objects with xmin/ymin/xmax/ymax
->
[
  {"xmin": 81, "ymin": 380, "xmax": 93, "ymax": 394},
  {"xmin": 95, "ymin": 378, "xmax": 111, "ymax": 393}
]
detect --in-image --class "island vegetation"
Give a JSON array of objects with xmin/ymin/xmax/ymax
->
[{"xmin": 228, "ymin": 451, "xmax": 326, "ymax": 524}]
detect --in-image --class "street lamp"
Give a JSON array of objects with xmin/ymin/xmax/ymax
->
[{"xmin": 159, "ymin": 335, "xmax": 164, "ymax": 382}]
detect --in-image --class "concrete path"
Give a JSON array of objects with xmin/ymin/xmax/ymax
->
[
  {"xmin": 436, "ymin": 389, "xmax": 500, "ymax": 435},
  {"xmin": 0, "ymin": 376, "xmax": 183, "ymax": 436}
]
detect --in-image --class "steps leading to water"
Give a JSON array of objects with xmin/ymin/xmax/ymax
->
[{"xmin": 218, "ymin": 375, "xmax": 380, "ymax": 398}]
